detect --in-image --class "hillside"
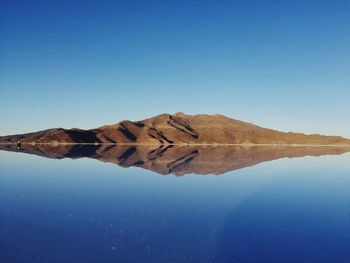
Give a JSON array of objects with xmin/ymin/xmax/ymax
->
[{"xmin": 1, "ymin": 113, "xmax": 349, "ymax": 145}]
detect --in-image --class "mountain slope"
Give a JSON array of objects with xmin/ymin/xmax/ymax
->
[{"xmin": 1, "ymin": 113, "xmax": 349, "ymax": 145}]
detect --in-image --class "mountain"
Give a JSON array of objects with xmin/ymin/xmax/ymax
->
[
  {"xmin": 1, "ymin": 143, "xmax": 349, "ymax": 176},
  {"xmin": 1, "ymin": 113, "xmax": 350, "ymax": 145}
]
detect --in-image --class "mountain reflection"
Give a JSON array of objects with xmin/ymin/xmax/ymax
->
[{"xmin": 1, "ymin": 144, "xmax": 350, "ymax": 175}]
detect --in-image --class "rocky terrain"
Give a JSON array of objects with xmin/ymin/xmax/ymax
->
[{"xmin": 1, "ymin": 113, "xmax": 350, "ymax": 145}]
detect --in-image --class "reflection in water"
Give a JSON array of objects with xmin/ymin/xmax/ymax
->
[
  {"xmin": 1, "ymin": 143, "xmax": 350, "ymax": 175},
  {"xmin": 1, "ymin": 145, "xmax": 350, "ymax": 263}
]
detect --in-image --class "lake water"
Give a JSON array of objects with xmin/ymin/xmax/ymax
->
[{"xmin": 1, "ymin": 146, "xmax": 350, "ymax": 263}]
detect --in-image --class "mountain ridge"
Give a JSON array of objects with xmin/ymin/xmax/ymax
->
[{"xmin": 1, "ymin": 113, "xmax": 350, "ymax": 145}]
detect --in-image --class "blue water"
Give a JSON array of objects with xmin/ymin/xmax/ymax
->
[{"xmin": 1, "ymin": 151, "xmax": 350, "ymax": 263}]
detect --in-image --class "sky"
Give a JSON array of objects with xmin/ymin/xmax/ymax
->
[{"xmin": 1, "ymin": 0, "xmax": 349, "ymax": 137}]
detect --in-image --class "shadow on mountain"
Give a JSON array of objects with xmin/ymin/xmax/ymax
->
[{"xmin": 1, "ymin": 144, "xmax": 349, "ymax": 176}]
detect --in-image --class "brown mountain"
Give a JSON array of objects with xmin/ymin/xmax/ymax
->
[
  {"xmin": 1, "ymin": 143, "xmax": 350, "ymax": 176},
  {"xmin": 1, "ymin": 113, "xmax": 350, "ymax": 145}
]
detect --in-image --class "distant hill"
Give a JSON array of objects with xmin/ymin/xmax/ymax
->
[{"xmin": 1, "ymin": 113, "xmax": 349, "ymax": 145}]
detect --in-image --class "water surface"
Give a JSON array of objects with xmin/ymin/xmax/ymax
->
[{"xmin": 1, "ymin": 146, "xmax": 350, "ymax": 262}]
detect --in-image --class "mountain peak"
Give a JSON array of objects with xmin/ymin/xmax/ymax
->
[
  {"xmin": 173, "ymin": 112, "xmax": 187, "ymax": 117},
  {"xmin": 1, "ymin": 113, "xmax": 349, "ymax": 146}
]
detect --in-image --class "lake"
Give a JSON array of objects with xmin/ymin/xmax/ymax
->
[{"xmin": 1, "ymin": 145, "xmax": 350, "ymax": 263}]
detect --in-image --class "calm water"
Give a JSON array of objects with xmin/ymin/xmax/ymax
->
[{"xmin": 1, "ymin": 149, "xmax": 350, "ymax": 263}]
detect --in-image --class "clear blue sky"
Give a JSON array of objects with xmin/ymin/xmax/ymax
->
[{"xmin": 1, "ymin": 0, "xmax": 349, "ymax": 137}]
